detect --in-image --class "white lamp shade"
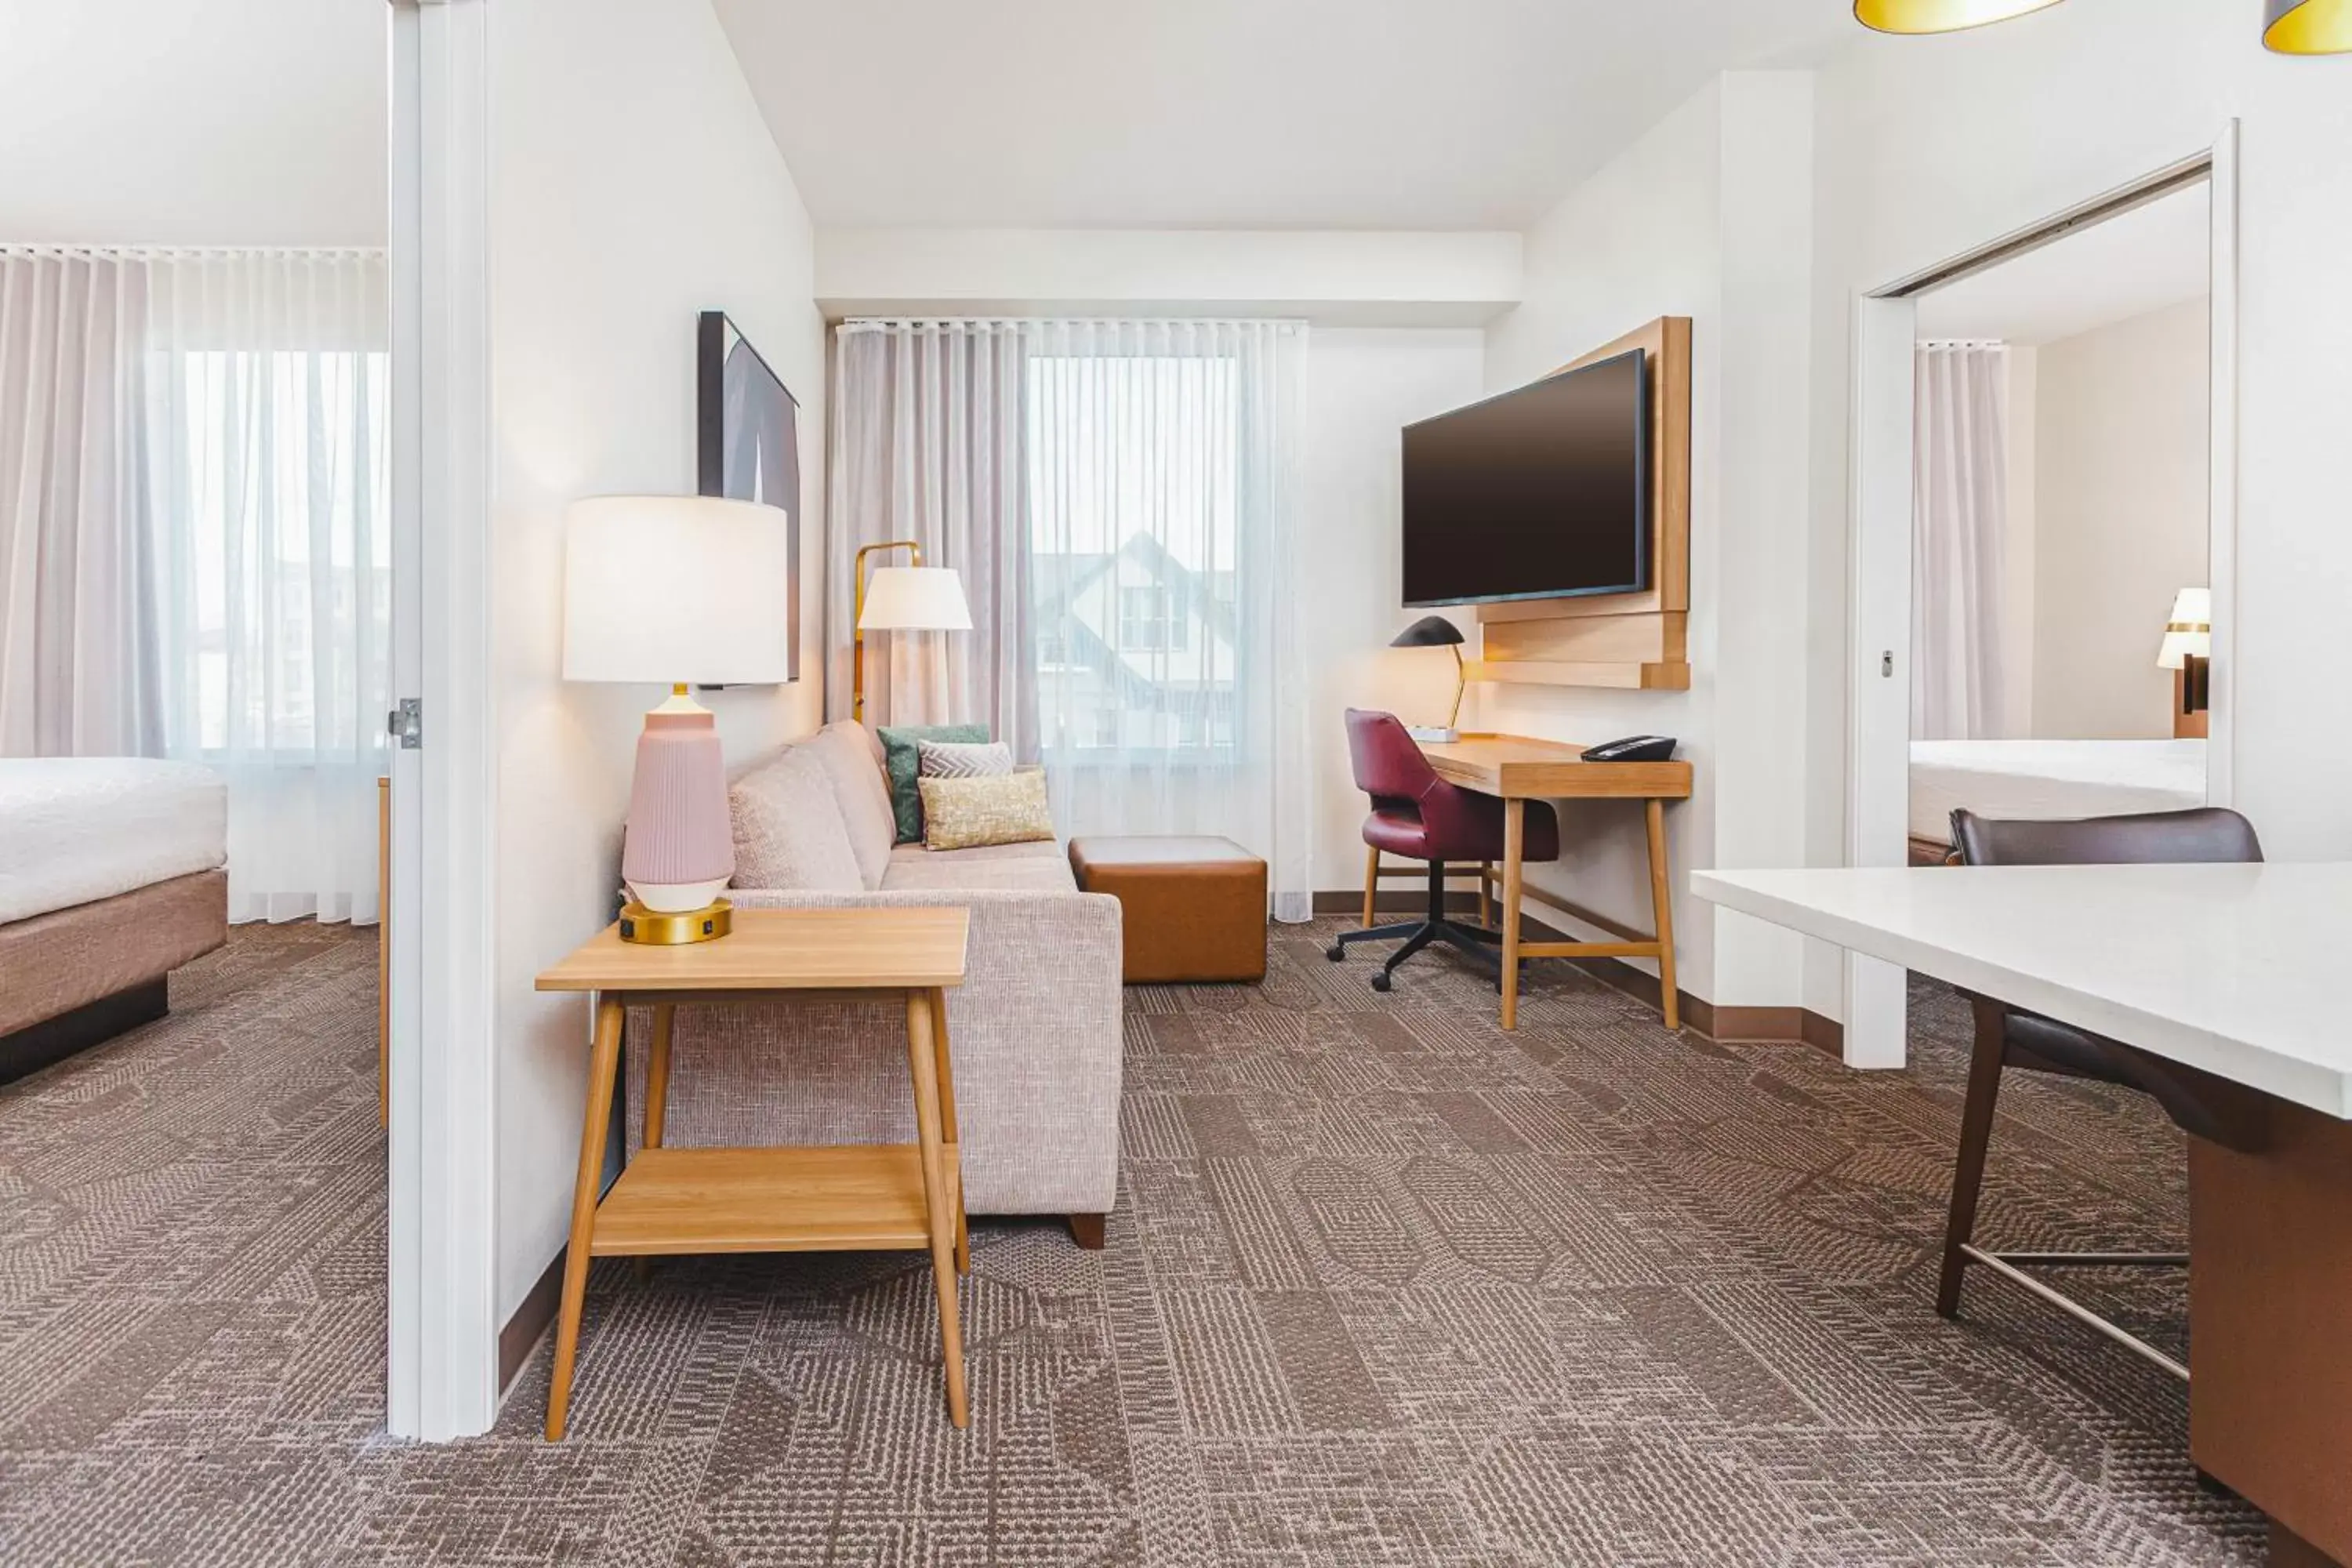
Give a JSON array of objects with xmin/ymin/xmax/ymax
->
[
  {"xmin": 2157, "ymin": 586, "xmax": 2212, "ymax": 670},
  {"xmin": 858, "ymin": 565, "xmax": 973, "ymax": 632},
  {"xmin": 563, "ymin": 495, "xmax": 793, "ymax": 684}
]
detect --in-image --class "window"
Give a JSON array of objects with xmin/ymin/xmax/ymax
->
[
  {"xmin": 1119, "ymin": 586, "xmax": 1187, "ymax": 653},
  {"xmin": 1026, "ymin": 350, "xmax": 1238, "ymax": 759},
  {"xmin": 172, "ymin": 349, "xmax": 392, "ymax": 756}
]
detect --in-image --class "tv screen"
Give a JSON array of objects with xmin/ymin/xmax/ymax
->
[{"xmin": 1400, "ymin": 347, "xmax": 1650, "ymax": 608}]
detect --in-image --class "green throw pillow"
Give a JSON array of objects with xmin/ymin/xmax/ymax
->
[{"xmin": 878, "ymin": 723, "xmax": 989, "ymax": 843}]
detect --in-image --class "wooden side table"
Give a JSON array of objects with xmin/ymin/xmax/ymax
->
[{"xmin": 533, "ymin": 906, "xmax": 973, "ymax": 1439}]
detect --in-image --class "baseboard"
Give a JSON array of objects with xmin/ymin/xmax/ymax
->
[
  {"xmin": 1308, "ymin": 892, "xmax": 1844, "ymax": 1056},
  {"xmin": 0, "ymin": 978, "xmax": 169, "ymax": 1085},
  {"xmin": 499, "ymin": 1247, "xmax": 566, "ymax": 1395}
]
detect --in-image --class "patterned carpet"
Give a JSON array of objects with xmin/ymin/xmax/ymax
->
[{"xmin": 0, "ymin": 920, "xmax": 2266, "ymax": 1566}]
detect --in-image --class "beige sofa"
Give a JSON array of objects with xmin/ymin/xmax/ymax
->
[{"xmin": 622, "ymin": 720, "xmax": 1123, "ymax": 1240}]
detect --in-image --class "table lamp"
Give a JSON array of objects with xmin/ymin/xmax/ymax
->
[
  {"xmin": 1391, "ymin": 615, "xmax": 1468, "ymax": 744},
  {"xmin": 564, "ymin": 495, "xmax": 793, "ymax": 943},
  {"xmin": 852, "ymin": 540, "xmax": 972, "ymax": 722},
  {"xmin": 2156, "ymin": 586, "xmax": 2211, "ymax": 723}
]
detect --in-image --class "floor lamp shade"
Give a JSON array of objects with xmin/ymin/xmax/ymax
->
[
  {"xmin": 564, "ymin": 495, "xmax": 793, "ymax": 936},
  {"xmin": 856, "ymin": 567, "xmax": 974, "ymax": 632}
]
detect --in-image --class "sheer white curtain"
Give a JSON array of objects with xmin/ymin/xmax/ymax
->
[
  {"xmin": 1912, "ymin": 341, "xmax": 2010, "ymax": 740},
  {"xmin": 0, "ymin": 251, "xmax": 164, "ymax": 756},
  {"xmin": 830, "ymin": 318, "xmax": 1313, "ymax": 920},
  {"xmin": 145, "ymin": 250, "xmax": 391, "ymax": 923}
]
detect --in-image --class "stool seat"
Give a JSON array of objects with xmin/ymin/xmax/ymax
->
[{"xmin": 1068, "ymin": 836, "xmax": 1267, "ymax": 984}]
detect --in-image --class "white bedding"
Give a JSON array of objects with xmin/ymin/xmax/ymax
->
[
  {"xmin": 1909, "ymin": 739, "xmax": 2206, "ymax": 843},
  {"xmin": 0, "ymin": 759, "xmax": 227, "ymax": 924}
]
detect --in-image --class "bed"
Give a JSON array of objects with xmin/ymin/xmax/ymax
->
[
  {"xmin": 1908, "ymin": 739, "xmax": 2208, "ymax": 865},
  {"xmin": 0, "ymin": 759, "xmax": 228, "ymax": 1081}
]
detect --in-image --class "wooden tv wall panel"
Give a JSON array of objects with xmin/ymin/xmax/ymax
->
[{"xmin": 1469, "ymin": 316, "xmax": 1692, "ymax": 692}]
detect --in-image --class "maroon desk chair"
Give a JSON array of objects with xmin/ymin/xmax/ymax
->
[{"xmin": 1328, "ymin": 709, "xmax": 1559, "ymax": 993}]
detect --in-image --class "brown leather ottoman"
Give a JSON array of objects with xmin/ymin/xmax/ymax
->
[{"xmin": 1068, "ymin": 836, "xmax": 1268, "ymax": 984}]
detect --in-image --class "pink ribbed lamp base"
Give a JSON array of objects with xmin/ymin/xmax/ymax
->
[{"xmin": 621, "ymin": 704, "xmax": 734, "ymax": 917}]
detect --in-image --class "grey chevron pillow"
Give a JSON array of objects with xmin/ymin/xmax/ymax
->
[{"xmin": 916, "ymin": 739, "xmax": 1014, "ymax": 781}]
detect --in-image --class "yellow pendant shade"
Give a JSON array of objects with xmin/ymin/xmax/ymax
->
[
  {"xmin": 2266, "ymin": 0, "xmax": 2352, "ymax": 53},
  {"xmin": 1853, "ymin": 0, "xmax": 2063, "ymax": 34}
]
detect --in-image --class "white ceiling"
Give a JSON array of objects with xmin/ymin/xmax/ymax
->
[
  {"xmin": 1913, "ymin": 181, "xmax": 2210, "ymax": 347},
  {"xmin": 713, "ymin": 0, "xmax": 1854, "ymax": 230},
  {"xmin": 0, "ymin": 0, "xmax": 385, "ymax": 247}
]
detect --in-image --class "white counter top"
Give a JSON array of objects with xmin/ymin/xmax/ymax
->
[{"xmin": 1691, "ymin": 863, "xmax": 2352, "ymax": 1119}]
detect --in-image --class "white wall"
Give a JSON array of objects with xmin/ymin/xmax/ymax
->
[
  {"xmin": 1300, "ymin": 329, "xmax": 1488, "ymax": 895},
  {"xmin": 487, "ymin": 0, "xmax": 826, "ymax": 1322},
  {"xmin": 2029, "ymin": 297, "xmax": 2209, "ymax": 739},
  {"xmin": 1802, "ymin": 0, "xmax": 2352, "ymax": 1018},
  {"xmin": 0, "ymin": 0, "xmax": 386, "ymax": 245},
  {"xmin": 1478, "ymin": 74, "xmax": 1817, "ymax": 1009}
]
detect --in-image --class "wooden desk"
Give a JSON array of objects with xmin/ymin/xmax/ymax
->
[
  {"xmin": 1693, "ymin": 863, "xmax": 2352, "ymax": 1567},
  {"xmin": 1418, "ymin": 733, "xmax": 1693, "ymax": 1032},
  {"xmin": 535, "ymin": 907, "xmax": 973, "ymax": 1439}
]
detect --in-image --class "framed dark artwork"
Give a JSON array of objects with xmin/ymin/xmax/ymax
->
[{"xmin": 696, "ymin": 310, "xmax": 800, "ymax": 682}]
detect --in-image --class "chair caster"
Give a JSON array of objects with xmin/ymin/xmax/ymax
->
[
  {"xmin": 1370, "ymin": 971, "xmax": 1392, "ymax": 993},
  {"xmin": 1326, "ymin": 943, "xmax": 1346, "ymax": 963}
]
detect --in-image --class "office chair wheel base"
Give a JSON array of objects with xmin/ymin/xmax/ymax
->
[
  {"xmin": 1326, "ymin": 944, "xmax": 1346, "ymax": 963},
  {"xmin": 1370, "ymin": 971, "xmax": 1392, "ymax": 993}
]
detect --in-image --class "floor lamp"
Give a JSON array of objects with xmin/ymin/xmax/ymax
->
[{"xmin": 852, "ymin": 542, "xmax": 973, "ymax": 723}]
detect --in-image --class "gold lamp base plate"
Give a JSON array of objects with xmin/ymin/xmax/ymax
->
[{"xmin": 618, "ymin": 898, "xmax": 732, "ymax": 945}]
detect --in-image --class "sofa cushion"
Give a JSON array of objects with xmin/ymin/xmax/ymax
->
[
  {"xmin": 878, "ymin": 723, "xmax": 989, "ymax": 843},
  {"xmin": 729, "ymin": 748, "xmax": 863, "ymax": 892},
  {"xmin": 880, "ymin": 839, "xmax": 1078, "ymax": 894},
  {"xmin": 801, "ymin": 722, "xmax": 898, "ymax": 889}
]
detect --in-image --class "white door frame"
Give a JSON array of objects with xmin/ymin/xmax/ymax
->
[
  {"xmin": 1843, "ymin": 124, "xmax": 2241, "ymax": 1069},
  {"xmin": 387, "ymin": 0, "xmax": 500, "ymax": 1441}
]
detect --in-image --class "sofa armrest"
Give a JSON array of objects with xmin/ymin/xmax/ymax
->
[{"xmin": 626, "ymin": 884, "xmax": 1123, "ymax": 1216}]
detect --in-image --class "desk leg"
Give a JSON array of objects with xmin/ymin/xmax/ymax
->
[
  {"xmin": 1362, "ymin": 846, "xmax": 1380, "ymax": 928},
  {"xmin": 906, "ymin": 990, "xmax": 969, "ymax": 1428},
  {"xmin": 930, "ymin": 986, "xmax": 968, "ymax": 1277},
  {"xmin": 1644, "ymin": 798, "xmax": 1680, "ymax": 1033},
  {"xmin": 1500, "ymin": 800, "xmax": 1525, "ymax": 1031},
  {"xmin": 547, "ymin": 993, "xmax": 624, "ymax": 1442}
]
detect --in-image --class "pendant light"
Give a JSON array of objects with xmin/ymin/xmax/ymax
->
[
  {"xmin": 2265, "ymin": 0, "xmax": 2352, "ymax": 53},
  {"xmin": 1853, "ymin": 0, "xmax": 2063, "ymax": 33}
]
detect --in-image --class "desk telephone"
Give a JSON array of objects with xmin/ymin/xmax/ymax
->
[{"xmin": 1581, "ymin": 735, "xmax": 1679, "ymax": 763}]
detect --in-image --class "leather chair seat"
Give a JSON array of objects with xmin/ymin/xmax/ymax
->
[{"xmin": 1068, "ymin": 835, "xmax": 1267, "ymax": 984}]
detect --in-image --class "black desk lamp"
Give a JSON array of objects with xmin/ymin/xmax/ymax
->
[{"xmin": 1391, "ymin": 615, "xmax": 1467, "ymax": 743}]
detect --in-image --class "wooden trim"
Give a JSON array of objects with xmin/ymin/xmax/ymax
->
[
  {"xmin": 498, "ymin": 1247, "xmax": 565, "ymax": 1395},
  {"xmin": 1466, "ymin": 316, "xmax": 1693, "ymax": 693}
]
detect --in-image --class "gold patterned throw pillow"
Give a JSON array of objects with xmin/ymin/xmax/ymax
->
[{"xmin": 917, "ymin": 770, "xmax": 1055, "ymax": 851}]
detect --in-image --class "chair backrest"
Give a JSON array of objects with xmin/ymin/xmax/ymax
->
[
  {"xmin": 1345, "ymin": 708, "xmax": 1439, "ymax": 803},
  {"xmin": 1950, "ymin": 806, "xmax": 2263, "ymax": 868}
]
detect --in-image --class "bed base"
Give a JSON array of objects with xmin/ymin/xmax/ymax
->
[{"xmin": 0, "ymin": 980, "xmax": 169, "ymax": 1086}]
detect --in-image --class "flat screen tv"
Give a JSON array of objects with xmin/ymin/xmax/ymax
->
[{"xmin": 1400, "ymin": 347, "xmax": 1650, "ymax": 608}]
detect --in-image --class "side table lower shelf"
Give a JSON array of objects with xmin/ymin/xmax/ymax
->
[{"xmin": 590, "ymin": 1144, "xmax": 956, "ymax": 1257}]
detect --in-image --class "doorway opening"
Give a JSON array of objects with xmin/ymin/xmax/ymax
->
[{"xmin": 1844, "ymin": 132, "xmax": 2238, "ymax": 1068}]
